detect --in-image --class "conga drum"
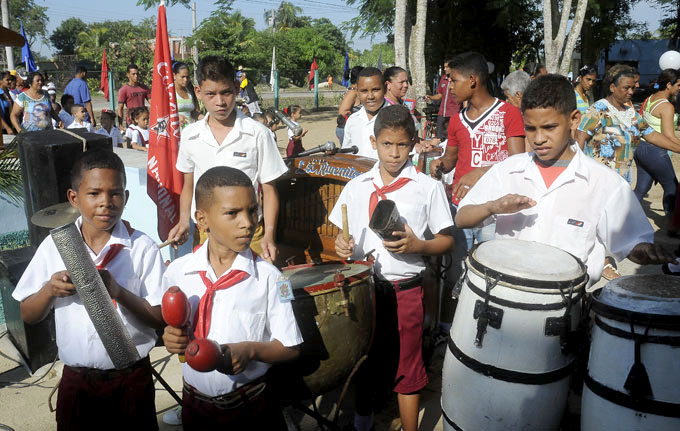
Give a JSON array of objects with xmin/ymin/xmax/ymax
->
[
  {"xmin": 582, "ymin": 275, "xmax": 680, "ymax": 431},
  {"xmin": 269, "ymin": 260, "xmax": 374, "ymax": 400},
  {"xmin": 441, "ymin": 240, "xmax": 587, "ymax": 431}
]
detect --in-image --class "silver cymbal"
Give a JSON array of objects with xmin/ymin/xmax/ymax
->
[{"xmin": 31, "ymin": 202, "xmax": 80, "ymax": 228}]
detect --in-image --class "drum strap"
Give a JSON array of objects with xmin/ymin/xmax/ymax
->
[
  {"xmin": 594, "ymin": 317, "xmax": 680, "ymax": 346},
  {"xmin": 465, "ymin": 280, "xmax": 583, "ymax": 311},
  {"xmin": 448, "ymin": 335, "xmax": 575, "ymax": 385},
  {"xmin": 584, "ymin": 373, "xmax": 680, "ymax": 418},
  {"xmin": 474, "ymin": 270, "xmax": 499, "ymax": 347},
  {"xmin": 623, "ymin": 318, "xmax": 654, "ymax": 399}
]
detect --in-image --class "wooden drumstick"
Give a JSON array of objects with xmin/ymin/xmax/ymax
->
[{"xmin": 342, "ymin": 204, "xmax": 349, "ymax": 242}]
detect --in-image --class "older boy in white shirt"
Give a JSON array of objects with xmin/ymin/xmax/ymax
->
[
  {"xmin": 341, "ymin": 67, "xmax": 387, "ymax": 160},
  {"xmin": 167, "ymin": 56, "xmax": 287, "ymax": 262},
  {"xmin": 160, "ymin": 166, "xmax": 302, "ymax": 430},
  {"xmin": 13, "ymin": 150, "xmax": 165, "ymax": 431},
  {"xmin": 331, "ymin": 105, "xmax": 454, "ymax": 431},
  {"xmin": 456, "ymin": 74, "xmax": 675, "ymax": 287}
]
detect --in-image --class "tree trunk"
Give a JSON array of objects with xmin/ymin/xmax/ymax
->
[
  {"xmin": 543, "ymin": 0, "xmax": 589, "ymax": 75},
  {"xmin": 558, "ymin": 0, "xmax": 588, "ymax": 76},
  {"xmin": 394, "ymin": 0, "xmax": 408, "ymax": 68},
  {"xmin": 410, "ymin": 0, "xmax": 427, "ymax": 111}
]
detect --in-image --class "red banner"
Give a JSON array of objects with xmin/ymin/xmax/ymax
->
[
  {"xmin": 100, "ymin": 49, "xmax": 109, "ymax": 101},
  {"xmin": 147, "ymin": 3, "xmax": 182, "ymax": 242}
]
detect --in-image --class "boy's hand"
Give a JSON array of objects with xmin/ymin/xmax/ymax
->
[
  {"xmin": 430, "ymin": 160, "xmax": 444, "ymax": 178},
  {"xmin": 382, "ymin": 224, "xmax": 423, "ymax": 254},
  {"xmin": 225, "ymin": 342, "xmax": 254, "ymax": 374},
  {"xmin": 45, "ymin": 271, "xmax": 76, "ymax": 297},
  {"xmin": 627, "ymin": 243, "xmax": 679, "ymax": 265},
  {"xmin": 163, "ymin": 325, "xmax": 189, "ymax": 355},
  {"xmin": 335, "ymin": 233, "xmax": 355, "ymax": 259},
  {"xmin": 453, "ymin": 169, "xmax": 487, "ymax": 201},
  {"xmin": 98, "ymin": 269, "xmax": 122, "ymax": 300},
  {"xmin": 167, "ymin": 219, "xmax": 191, "ymax": 248},
  {"xmin": 488, "ymin": 194, "xmax": 536, "ymax": 215},
  {"xmin": 260, "ymin": 234, "xmax": 278, "ymax": 263}
]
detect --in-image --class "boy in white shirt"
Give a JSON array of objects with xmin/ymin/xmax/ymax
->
[
  {"xmin": 167, "ymin": 56, "xmax": 288, "ymax": 262},
  {"xmin": 341, "ymin": 67, "xmax": 387, "ymax": 160},
  {"xmin": 58, "ymin": 94, "xmax": 74, "ymax": 128},
  {"xmin": 456, "ymin": 74, "xmax": 675, "ymax": 286},
  {"xmin": 331, "ymin": 105, "xmax": 454, "ymax": 431},
  {"xmin": 12, "ymin": 150, "xmax": 165, "ymax": 431},
  {"xmin": 67, "ymin": 103, "xmax": 94, "ymax": 132},
  {"xmin": 95, "ymin": 109, "xmax": 124, "ymax": 147},
  {"xmin": 160, "ymin": 166, "xmax": 302, "ymax": 429}
]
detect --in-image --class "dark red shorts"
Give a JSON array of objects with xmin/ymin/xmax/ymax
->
[
  {"xmin": 393, "ymin": 283, "xmax": 428, "ymax": 393},
  {"xmin": 56, "ymin": 356, "xmax": 157, "ymax": 431}
]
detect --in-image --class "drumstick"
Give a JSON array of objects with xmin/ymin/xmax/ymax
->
[
  {"xmin": 158, "ymin": 239, "xmax": 174, "ymax": 249},
  {"xmin": 342, "ymin": 204, "xmax": 349, "ymax": 242}
]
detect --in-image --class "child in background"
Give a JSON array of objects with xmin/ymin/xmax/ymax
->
[
  {"xmin": 125, "ymin": 106, "xmax": 150, "ymax": 152},
  {"xmin": 96, "ymin": 109, "xmax": 124, "ymax": 147},
  {"xmin": 12, "ymin": 150, "xmax": 165, "ymax": 430},
  {"xmin": 263, "ymin": 109, "xmax": 282, "ymax": 142},
  {"xmin": 59, "ymin": 94, "xmax": 75, "ymax": 128},
  {"xmin": 67, "ymin": 104, "xmax": 94, "ymax": 132},
  {"xmin": 285, "ymin": 105, "xmax": 308, "ymax": 157}
]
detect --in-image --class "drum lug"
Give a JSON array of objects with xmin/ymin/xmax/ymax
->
[
  {"xmin": 544, "ymin": 317, "xmax": 565, "ymax": 337},
  {"xmin": 332, "ymin": 272, "xmax": 350, "ymax": 316},
  {"xmin": 473, "ymin": 300, "xmax": 503, "ymax": 347}
]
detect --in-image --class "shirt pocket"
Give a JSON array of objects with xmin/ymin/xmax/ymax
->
[
  {"xmin": 396, "ymin": 201, "xmax": 427, "ymax": 235},
  {"xmin": 220, "ymin": 310, "xmax": 267, "ymax": 343},
  {"xmin": 551, "ymin": 215, "xmax": 594, "ymax": 255}
]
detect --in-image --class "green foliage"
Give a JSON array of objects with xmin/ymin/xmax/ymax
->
[
  {"xmin": 50, "ymin": 18, "xmax": 88, "ymax": 55},
  {"xmin": 9, "ymin": 0, "xmax": 49, "ymax": 45},
  {"xmin": 580, "ymin": 0, "xmax": 644, "ymax": 64},
  {"xmin": 653, "ymin": 0, "xmax": 679, "ymax": 45},
  {"xmin": 343, "ymin": 0, "xmax": 394, "ymax": 38},
  {"xmin": 136, "ymin": 0, "xmax": 191, "ymax": 9},
  {"xmin": 188, "ymin": 9, "xmax": 257, "ymax": 61},
  {"xmin": 353, "ymin": 42, "xmax": 395, "ymax": 67},
  {"xmin": 0, "ymin": 137, "xmax": 23, "ymax": 206}
]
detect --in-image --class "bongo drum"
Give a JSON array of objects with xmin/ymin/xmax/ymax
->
[
  {"xmin": 441, "ymin": 240, "xmax": 587, "ymax": 431},
  {"xmin": 269, "ymin": 260, "xmax": 374, "ymax": 400},
  {"xmin": 582, "ymin": 275, "xmax": 680, "ymax": 431}
]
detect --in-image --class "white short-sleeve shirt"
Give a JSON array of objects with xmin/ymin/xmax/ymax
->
[
  {"xmin": 329, "ymin": 160, "xmax": 453, "ymax": 281},
  {"xmin": 458, "ymin": 146, "xmax": 655, "ymax": 286},
  {"xmin": 176, "ymin": 110, "xmax": 288, "ymax": 220},
  {"xmin": 153, "ymin": 242, "xmax": 303, "ymax": 397},
  {"xmin": 12, "ymin": 218, "xmax": 165, "ymax": 369},
  {"xmin": 96, "ymin": 126, "xmax": 124, "ymax": 147},
  {"xmin": 67, "ymin": 120, "xmax": 94, "ymax": 133},
  {"xmin": 341, "ymin": 106, "xmax": 378, "ymax": 160}
]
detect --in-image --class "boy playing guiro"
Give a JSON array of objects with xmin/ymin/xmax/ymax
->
[
  {"xmin": 161, "ymin": 166, "xmax": 302, "ymax": 429},
  {"xmin": 456, "ymin": 74, "xmax": 675, "ymax": 286},
  {"xmin": 331, "ymin": 105, "xmax": 454, "ymax": 431},
  {"xmin": 167, "ymin": 56, "xmax": 286, "ymax": 262},
  {"xmin": 12, "ymin": 150, "xmax": 165, "ymax": 430}
]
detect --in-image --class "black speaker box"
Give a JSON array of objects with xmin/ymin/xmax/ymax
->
[
  {"xmin": 17, "ymin": 129, "xmax": 112, "ymax": 246},
  {"xmin": 0, "ymin": 246, "xmax": 57, "ymax": 372}
]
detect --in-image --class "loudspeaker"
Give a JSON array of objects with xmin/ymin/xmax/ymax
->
[
  {"xmin": 0, "ymin": 246, "xmax": 57, "ymax": 372},
  {"xmin": 17, "ymin": 129, "xmax": 112, "ymax": 246}
]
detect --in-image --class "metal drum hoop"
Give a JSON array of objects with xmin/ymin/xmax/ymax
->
[
  {"xmin": 281, "ymin": 260, "xmax": 374, "ymax": 296},
  {"xmin": 590, "ymin": 287, "xmax": 680, "ymax": 330}
]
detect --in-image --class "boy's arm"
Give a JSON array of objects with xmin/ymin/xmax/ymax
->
[
  {"xmin": 116, "ymin": 102, "xmax": 125, "ymax": 128},
  {"xmin": 84, "ymin": 101, "xmax": 96, "ymax": 128},
  {"xmin": 99, "ymin": 269, "xmax": 164, "ymax": 329},
  {"xmin": 167, "ymin": 172, "xmax": 194, "ymax": 246},
  {"xmin": 225, "ymin": 340, "xmax": 299, "ymax": 375},
  {"xmin": 260, "ymin": 182, "xmax": 279, "ymax": 262},
  {"xmin": 383, "ymin": 226, "xmax": 454, "ymax": 256},
  {"xmin": 20, "ymin": 271, "xmax": 76, "ymax": 323},
  {"xmin": 456, "ymin": 194, "xmax": 536, "ymax": 229},
  {"xmin": 430, "ymin": 144, "xmax": 458, "ymax": 176}
]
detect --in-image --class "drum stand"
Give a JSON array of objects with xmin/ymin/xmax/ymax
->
[{"xmin": 286, "ymin": 355, "xmax": 368, "ymax": 431}]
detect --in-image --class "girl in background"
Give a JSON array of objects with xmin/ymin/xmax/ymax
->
[
  {"xmin": 125, "ymin": 106, "xmax": 150, "ymax": 152},
  {"xmin": 574, "ymin": 65, "xmax": 597, "ymax": 114},
  {"xmin": 173, "ymin": 62, "xmax": 201, "ymax": 127},
  {"xmin": 285, "ymin": 105, "xmax": 308, "ymax": 157}
]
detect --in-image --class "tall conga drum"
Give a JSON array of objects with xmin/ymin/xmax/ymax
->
[
  {"xmin": 441, "ymin": 240, "xmax": 587, "ymax": 431},
  {"xmin": 582, "ymin": 275, "xmax": 680, "ymax": 430},
  {"xmin": 269, "ymin": 260, "xmax": 374, "ymax": 400}
]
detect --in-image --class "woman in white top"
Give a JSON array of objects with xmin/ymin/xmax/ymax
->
[{"xmin": 173, "ymin": 62, "xmax": 201, "ymax": 127}]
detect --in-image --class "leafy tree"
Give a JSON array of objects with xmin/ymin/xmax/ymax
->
[
  {"xmin": 275, "ymin": 1, "xmax": 309, "ymax": 30},
  {"xmin": 343, "ymin": 0, "xmax": 394, "ymax": 38},
  {"xmin": 76, "ymin": 27, "xmax": 110, "ymax": 57},
  {"xmin": 354, "ymin": 42, "xmax": 395, "ymax": 67},
  {"xmin": 188, "ymin": 9, "xmax": 257, "ymax": 62},
  {"xmin": 579, "ymin": 0, "xmax": 644, "ymax": 65},
  {"xmin": 50, "ymin": 18, "xmax": 88, "ymax": 55},
  {"xmin": 8, "ymin": 0, "xmax": 48, "ymax": 45},
  {"xmin": 653, "ymin": 0, "xmax": 679, "ymax": 47}
]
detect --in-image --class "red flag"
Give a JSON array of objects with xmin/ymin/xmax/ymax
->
[
  {"xmin": 100, "ymin": 50, "xmax": 109, "ymax": 101},
  {"xmin": 310, "ymin": 58, "xmax": 318, "ymax": 81},
  {"xmin": 147, "ymin": 3, "xmax": 183, "ymax": 242}
]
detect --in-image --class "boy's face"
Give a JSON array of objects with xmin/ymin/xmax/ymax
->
[
  {"xmin": 67, "ymin": 168, "xmax": 128, "ymax": 233},
  {"xmin": 523, "ymin": 107, "xmax": 580, "ymax": 161},
  {"xmin": 196, "ymin": 79, "xmax": 237, "ymax": 122},
  {"xmin": 127, "ymin": 68, "xmax": 140, "ymax": 85},
  {"xmin": 371, "ymin": 126, "xmax": 415, "ymax": 177},
  {"xmin": 357, "ymin": 75, "xmax": 385, "ymax": 112},
  {"xmin": 63, "ymin": 100, "xmax": 74, "ymax": 113},
  {"xmin": 0, "ymin": 75, "xmax": 10, "ymax": 89},
  {"xmin": 136, "ymin": 112, "xmax": 150, "ymax": 129},
  {"xmin": 195, "ymin": 186, "xmax": 258, "ymax": 253},
  {"xmin": 73, "ymin": 107, "xmax": 87, "ymax": 122},
  {"xmin": 101, "ymin": 114, "xmax": 113, "ymax": 129},
  {"xmin": 448, "ymin": 69, "xmax": 474, "ymax": 103}
]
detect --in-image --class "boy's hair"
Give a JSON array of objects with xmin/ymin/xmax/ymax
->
[
  {"xmin": 252, "ymin": 112, "xmax": 265, "ymax": 124},
  {"xmin": 71, "ymin": 103, "xmax": 85, "ymax": 111},
  {"xmin": 357, "ymin": 67, "xmax": 384, "ymax": 83},
  {"xmin": 60, "ymin": 94, "xmax": 74, "ymax": 106},
  {"xmin": 374, "ymin": 105, "xmax": 416, "ymax": 141},
  {"xmin": 603, "ymin": 64, "xmax": 637, "ymax": 94},
  {"xmin": 127, "ymin": 64, "xmax": 139, "ymax": 73},
  {"xmin": 101, "ymin": 109, "xmax": 116, "ymax": 121},
  {"xmin": 195, "ymin": 166, "xmax": 254, "ymax": 211},
  {"xmin": 521, "ymin": 74, "xmax": 576, "ymax": 115},
  {"xmin": 71, "ymin": 150, "xmax": 126, "ymax": 190},
  {"xmin": 449, "ymin": 52, "xmax": 489, "ymax": 85},
  {"xmin": 75, "ymin": 66, "xmax": 87, "ymax": 75},
  {"xmin": 345, "ymin": 66, "xmax": 364, "ymax": 85},
  {"xmin": 501, "ymin": 70, "xmax": 531, "ymax": 96},
  {"xmin": 130, "ymin": 106, "xmax": 149, "ymax": 122},
  {"xmin": 196, "ymin": 55, "xmax": 236, "ymax": 85},
  {"xmin": 383, "ymin": 66, "xmax": 406, "ymax": 84}
]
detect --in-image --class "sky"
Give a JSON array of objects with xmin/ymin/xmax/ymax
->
[
  {"xmin": 32, "ymin": 0, "xmax": 387, "ymax": 58},
  {"xmin": 30, "ymin": 0, "xmax": 669, "ymax": 59}
]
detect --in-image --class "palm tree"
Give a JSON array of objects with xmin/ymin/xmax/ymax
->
[
  {"xmin": 75, "ymin": 27, "xmax": 109, "ymax": 57},
  {"xmin": 276, "ymin": 1, "xmax": 303, "ymax": 30}
]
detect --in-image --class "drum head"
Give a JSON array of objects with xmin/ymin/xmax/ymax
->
[
  {"xmin": 471, "ymin": 240, "xmax": 585, "ymax": 284},
  {"xmin": 596, "ymin": 275, "xmax": 680, "ymax": 317},
  {"xmin": 282, "ymin": 261, "xmax": 372, "ymax": 296}
]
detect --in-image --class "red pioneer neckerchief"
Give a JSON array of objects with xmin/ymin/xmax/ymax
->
[{"xmin": 368, "ymin": 178, "xmax": 412, "ymax": 219}]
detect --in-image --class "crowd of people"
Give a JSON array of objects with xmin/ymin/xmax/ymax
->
[{"xmin": 6, "ymin": 49, "xmax": 680, "ymax": 431}]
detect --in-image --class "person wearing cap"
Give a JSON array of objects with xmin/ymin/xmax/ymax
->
[{"xmin": 9, "ymin": 68, "xmax": 27, "ymax": 103}]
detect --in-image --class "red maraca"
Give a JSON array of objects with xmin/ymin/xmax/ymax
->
[
  {"xmin": 161, "ymin": 286, "xmax": 191, "ymax": 362},
  {"xmin": 185, "ymin": 338, "xmax": 232, "ymax": 372}
]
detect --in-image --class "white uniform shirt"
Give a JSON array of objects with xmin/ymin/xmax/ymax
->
[
  {"xmin": 125, "ymin": 125, "xmax": 150, "ymax": 146},
  {"xmin": 287, "ymin": 120, "xmax": 300, "ymax": 140},
  {"xmin": 341, "ymin": 106, "xmax": 378, "ymax": 159},
  {"xmin": 329, "ymin": 160, "xmax": 453, "ymax": 281},
  {"xmin": 458, "ymin": 146, "xmax": 655, "ymax": 285},
  {"xmin": 152, "ymin": 242, "xmax": 303, "ymax": 397},
  {"xmin": 96, "ymin": 126, "xmax": 124, "ymax": 147},
  {"xmin": 67, "ymin": 119, "xmax": 94, "ymax": 133},
  {"xmin": 12, "ymin": 218, "xmax": 165, "ymax": 369},
  {"xmin": 176, "ymin": 110, "xmax": 288, "ymax": 221}
]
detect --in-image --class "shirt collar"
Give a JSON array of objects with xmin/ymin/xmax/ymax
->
[
  {"xmin": 74, "ymin": 216, "xmax": 132, "ymax": 257},
  {"xmin": 183, "ymin": 239, "xmax": 257, "ymax": 279},
  {"xmin": 363, "ymin": 159, "xmax": 418, "ymax": 187},
  {"xmin": 183, "ymin": 110, "xmax": 255, "ymax": 144},
  {"xmin": 516, "ymin": 143, "xmax": 590, "ymax": 184}
]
